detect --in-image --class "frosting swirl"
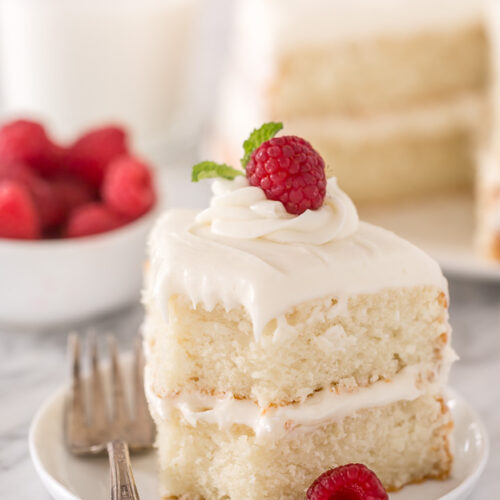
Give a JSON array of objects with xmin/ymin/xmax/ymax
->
[{"xmin": 194, "ymin": 177, "xmax": 359, "ymax": 245}]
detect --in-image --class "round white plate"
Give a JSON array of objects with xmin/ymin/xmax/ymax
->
[
  {"xmin": 30, "ymin": 361, "xmax": 489, "ymax": 500},
  {"xmin": 359, "ymin": 193, "xmax": 500, "ymax": 281}
]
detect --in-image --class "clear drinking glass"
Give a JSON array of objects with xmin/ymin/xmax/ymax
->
[{"xmin": 0, "ymin": 0, "xmax": 204, "ymax": 160}]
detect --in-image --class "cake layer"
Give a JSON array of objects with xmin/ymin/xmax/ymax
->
[
  {"xmin": 151, "ymin": 394, "xmax": 453, "ymax": 499},
  {"xmin": 144, "ymin": 285, "xmax": 450, "ymax": 407},
  {"xmin": 268, "ymin": 24, "xmax": 487, "ymax": 118},
  {"xmin": 146, "ymin": 345, "xmax": 454, "ymax": 439},
  {"xmin": 215, "ymin": 87, "xmax": 484, "ymax": 203},
  {"xmin": 320, "ymin": 125, "xmax": 475, "ymax": 202},
  {"xmin": 233, "ymin": 0, "xmax": 487, "ymax": 116}
]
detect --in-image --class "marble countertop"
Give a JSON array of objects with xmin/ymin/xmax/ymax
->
[{"xmin": 0, "ymin": 168, "xmax": 499, "ymax": 498}]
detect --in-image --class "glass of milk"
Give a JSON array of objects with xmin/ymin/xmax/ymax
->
[{"xmin": 0, "ymin": 0, "xmax": 203, "ymax": 158}]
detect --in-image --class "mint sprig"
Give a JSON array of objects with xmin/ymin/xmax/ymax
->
[
  {"xmin": 241, "ymin": 122, "xmax": 283, "ymax": 168},
  {"xmin": 191, "ymin": 161, "xmax": 244, "ymax": 182},
  {"xmin": 190, "ymin": 122, "xmax": 284, "ymax": 183}
]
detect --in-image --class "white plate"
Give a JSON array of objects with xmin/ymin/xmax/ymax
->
[
  {"xmin": 30, "ymin": 358, "xmax": 489, "ymax": 500},
  {"xmin": 359, "ymin": 193, "xmax": 500, "ymax": 281}
]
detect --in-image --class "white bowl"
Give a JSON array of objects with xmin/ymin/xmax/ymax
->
[{"xmin": 0, "ymin": 211, "xmax": 156, "ymax": 329}]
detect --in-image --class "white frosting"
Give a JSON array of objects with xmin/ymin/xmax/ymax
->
[
  {"xmin": 290, "ymin": 95, "xmax": 485, "ymax": 142},
  {"xmin": 148, "ymin": 180, "xmax": 447, "ymax": 341},
  {"xmin": 232, "ymin": 0, "xmax": 485, "ymax": 87},
  {"xmin": 145, "ymin": 347, "xmax": 456, "ymax": 440},
  {"xmin": 215, "ymin": 75, "xmax": 485, "ymax": 156},
  {"xmin": 195, "ymin": 177, "xmax": 358, "ymax": 245},
  {"xmin": 235, "ymin": 0, "xmax": 485, "ymax": 52}
]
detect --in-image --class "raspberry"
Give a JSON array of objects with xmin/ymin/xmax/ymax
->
[
  {"xmin": 0, "ymin": 180, "xmax": 40, "ymax": 239},
  {"xmin": 0, "ymin": 160, "xmax": 64, "ymax": 229},
  {"xmin": 65, "ymin": 126, "xmax": 128, "ymax": 188},
  {"xmin": 52, "ymin": 176, "xmax": 95, "ymax": 215},
  {"xmin": 0, "ymin": 120, "xmax": 60, "ymax": 177},
  {"xmin": 66, "ymin": 203, "xmax": 126, "ymax": 238},
  {"xmin": 246, "ymin": 135, "xmax": 326, "ymax": 215},
  {"xmin": 0, "ymin": 160, "xmax": 36, "ymax": 185},
  {"xmin": 307, "ymin": 464, "xmax": 388, "ymax": 500},
  {"xmin": 29, "ymin": 178, "xmax": 65, "ymax": 229},
  {"xmin": 102, "ymin": 156, "xmax": 155, "ymax": 219}
]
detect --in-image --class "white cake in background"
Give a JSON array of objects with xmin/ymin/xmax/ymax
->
[
  {"xmin": 143, "ymin": 176, "xmax": 456, "ymax": 499},
  {"xmin": 477, "ymin": 1, "xmax": 500, "ymax": 261},
  {"xmin": 214, "ymin": 0, "xmax": 488, "ymax": 203}
]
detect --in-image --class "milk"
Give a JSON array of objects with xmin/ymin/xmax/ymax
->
[{"xmin": 0, "ymin": 0, "xmax": 202, "ymax": 151}]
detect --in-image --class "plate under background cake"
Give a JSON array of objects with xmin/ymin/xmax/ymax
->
[{"xmin": 143, "ymin": 168, "xmax": 456, "ymax": 499}]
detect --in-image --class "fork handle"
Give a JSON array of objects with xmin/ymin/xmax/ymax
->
[{"xmin": 107, "ymin": 440, "xmax": 140, "ymax": 500}]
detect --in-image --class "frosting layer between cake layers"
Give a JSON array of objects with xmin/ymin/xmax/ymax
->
[
  {"xmin": 217, "ymin": 78, "xmax": 484, "ymax": 148},
  {"xmin": 145, "ymin": 344, "xmax": 456, "ymax": 440},
  {"xmin": 236, "ymin": 0, "xmax": 485, "ymax": 51},
  {"xmin": 147, "ymin": 178, "xmax": 447, "ymax": 341}
]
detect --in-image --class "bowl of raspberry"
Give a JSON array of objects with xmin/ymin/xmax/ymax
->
[{"xmin": 0, "ymin": 119, "xmax": 157, "ymax": 328}]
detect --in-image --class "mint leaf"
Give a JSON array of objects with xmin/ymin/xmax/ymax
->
[
  {"xmin": 191, "ymin": 161, "xmax": 244, "ymax": 182},
  {"xmin": 241, "ymin": 122, "xmax": 283, "ymax": 168}
]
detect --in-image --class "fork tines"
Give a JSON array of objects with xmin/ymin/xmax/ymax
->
[{"xmin": 64, "ymin": 333, "xmax": 154, "ymax": 456}]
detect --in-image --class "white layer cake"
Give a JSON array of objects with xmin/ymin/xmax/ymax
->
[
  {"xmin": 215, "ymin": 0, "xmax": 488, "ymax": 203},
  {"xmin": 143, "ymin": 177, "xmax": 455, "ymax": 499},
  {"xmin": 477, "ymin": 2, "xmax": 500, "ymax": 261}
]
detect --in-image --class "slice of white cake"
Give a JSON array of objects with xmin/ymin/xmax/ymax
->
[
  {"xmin": 476, "ymin": 2, "xmax": 500, "ymax": 262},
  {"xmin": 143, "ymin": 170, "xmax": 455, "ymax": 499}
]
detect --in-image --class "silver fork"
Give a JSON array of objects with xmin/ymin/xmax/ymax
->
[{"xmin": 64, "ymin": 333, "xmax": 155, "ymax": 500}]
